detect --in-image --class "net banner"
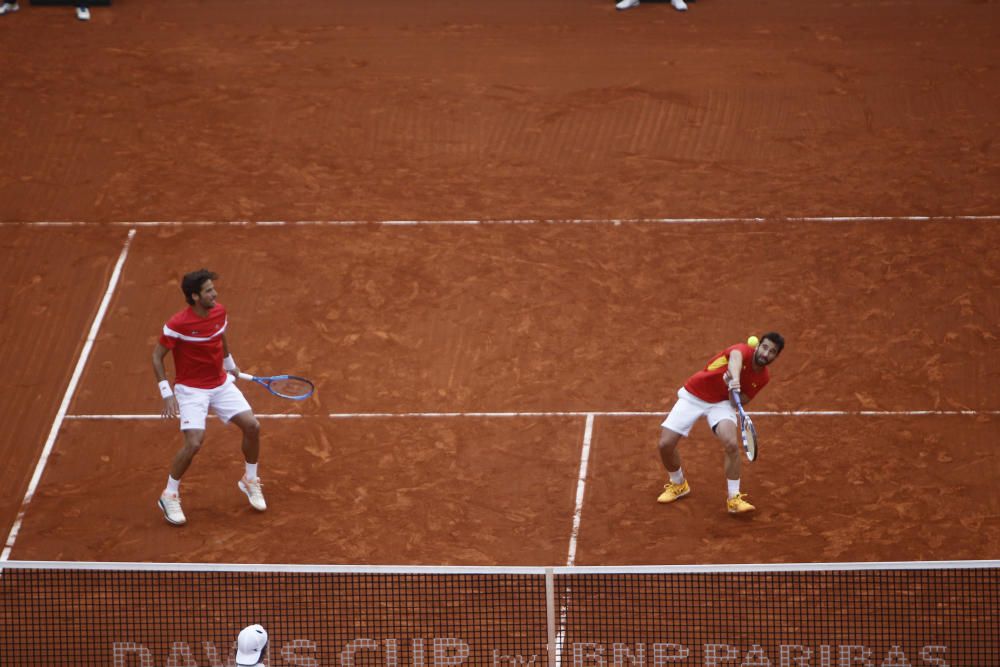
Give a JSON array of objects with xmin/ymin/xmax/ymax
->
[{"xmin": 0, "ymin": 561, "xmax": 996, "ymax": 666}]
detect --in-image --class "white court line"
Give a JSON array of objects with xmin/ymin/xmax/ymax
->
[
  {"xmin": 566, "ymin": 414, "xmax": 595, "ymax": 568},
  {"xmin": 553, "ymin": 414, "xmax": 595, "ymax": 667},
  {"xmin": 64, "ymin": 409, "xmax": 999, "ymax": 420},
  {"xmin": 1, "ymin": 229, "xmax": 136, "ymax": 563},
  {"xmin": 1, "ymin": 214, "xmax": 999, "ymax": 227},
  {"xmin": 557, "ymin": 416, "xmax": 593, "ymax": 667},
  {"xmin": 65, "ymin": 414, "xmax": 304, "ymax": 420}
]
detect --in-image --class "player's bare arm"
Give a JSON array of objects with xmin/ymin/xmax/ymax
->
[{"xmin": 152, "ymin": 342, "xmax": 179, "ymax": 419}]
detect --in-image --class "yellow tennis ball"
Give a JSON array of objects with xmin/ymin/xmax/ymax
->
[{"xmin": 747, "ymin": 335, "xmax": 760, "ymax": 347}]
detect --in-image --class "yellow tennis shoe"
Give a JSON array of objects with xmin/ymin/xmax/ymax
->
[
  {"xmin": 726, "ymin": 493, "xmax": 755, "ymax": 514},
  {"xmin": 657, "ymin": 480, "xmax": 690, "ymax": 504}
]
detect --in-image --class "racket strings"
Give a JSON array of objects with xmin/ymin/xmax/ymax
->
[
  {"xmin": 741, "ymin": 418, "xmax": 758, "ymax": 461},
  {"xmin": 269, "ymin": 377, "xmax": 314, "ymax": 398}
]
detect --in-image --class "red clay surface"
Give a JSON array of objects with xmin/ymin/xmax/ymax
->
[
  {"xmin": 0, "ymin": 0, "xmax": 998, "ymax": 567},
  {"xmin": 0, "ymin": 228, "xmax": 129, "ymax": 536}
]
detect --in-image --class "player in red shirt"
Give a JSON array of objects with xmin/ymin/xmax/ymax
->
[
  {"xmin": 656, "ymin": 332, "xmax": 785, "ymax": 514},
  {"xmin": 151, "ymin": 269, "xmax": 266, "ymax": 526}
]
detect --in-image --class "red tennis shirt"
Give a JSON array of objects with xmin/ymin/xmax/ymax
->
[
  {"xmin": 683, "ymin": 342, "xmax": 770, "ymax": 403},
  {"xmin": 159, "ymin": 303, "xmax": 228, "ymax": 390}
]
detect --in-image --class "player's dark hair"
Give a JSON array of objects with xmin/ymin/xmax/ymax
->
[
  {"xmin": 181, "ymin": 269, "xmax": 218, "ymax": 305},
  {"xmin": 761, "ymin": 331, "xmax": 785, "ymax": 352}
]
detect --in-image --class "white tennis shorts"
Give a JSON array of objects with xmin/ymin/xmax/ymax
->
[
  {"xmin": 661, "ymin": 387, "xmax": 737, "ymax": 437},
  {"xmin": 174, "ymin": 374, "xmax": 252, "ymax": 431}
]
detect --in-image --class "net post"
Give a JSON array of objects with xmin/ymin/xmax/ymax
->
[{"xmin": 545, "ymin": 567, "xmax": 557, "ymax": 666}]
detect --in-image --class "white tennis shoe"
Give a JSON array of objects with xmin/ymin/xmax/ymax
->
[
  {"xmin": 0, "ymin": 2, "xmax": 20, "ymax": 15},
  {"xmin": 158, "ymin": 492, "xmax": 187, "ymax": 526},
  {"xmin": 615, "ymin": 0, "xmax": 639, "ymax": 10},
  {"xmin": 76, "ymin": 6, "xmax": 90, "ymax": 20},
  {"xmin": 671, "ymin": 0, "xmax": 688, "ymax": 10},
  {"xmin": 239, "ymin": 477, "xmax": 267, "ymax": 512}
]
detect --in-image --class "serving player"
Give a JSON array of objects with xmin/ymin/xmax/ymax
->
[
  {"xmin": 151, "ymin": 269, "xmax": 267, "ymax": 526},
  {"xmin": 656, "ymin": 332, "xmax": 785, "ymax": 514}
]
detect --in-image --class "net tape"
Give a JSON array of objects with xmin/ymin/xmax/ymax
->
[{"xmin": 0, "ymin": 561, "xmax": 996, "ymax": 666}]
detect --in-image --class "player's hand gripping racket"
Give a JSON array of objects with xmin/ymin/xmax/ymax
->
[
  {"xmin": 730, "ymin": 390, "xmax": 758, "ymax": 462},
  {"xmin": 238, "ymin": 372, "xmax": 315, "ymax": 400}
]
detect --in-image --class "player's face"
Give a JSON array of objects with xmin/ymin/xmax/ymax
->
[
  {"xmin": 754, "ymin": 339, "xmax": 781, "ymax": 366},
  {"xmin": 194, "ymin": 279, "xmax": 218, "ymax": 308}
]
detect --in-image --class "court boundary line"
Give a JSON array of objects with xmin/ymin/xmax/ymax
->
[
  {"xmin": 566, "ymin": 414, "xmax": 595, "ymax": 568},
  {"xmin": 63, "ymin": 409, "xmax": 1000, "ymax": 420},
  {"xmin": 0, "ymin": 229, "xmax": 137, "ymax": 563},
  {"xmin": 1, "ymin": 214, "xmax": 999, "ymax": 227},
  {"xmin": 556, "ymin": 413, "xmax": 595, "ymax": 666}
]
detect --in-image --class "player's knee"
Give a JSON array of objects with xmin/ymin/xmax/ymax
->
[
  {"xmin": 658, "ymin": 431, "xmax": 680, "ymax": 452},
  {"xmin": 722, "ymin": 439, "xmax": 740, "ymax": 456},
  {"xmin": 238, "ymin": 417, "xmax": 261, "ymax": 439}
]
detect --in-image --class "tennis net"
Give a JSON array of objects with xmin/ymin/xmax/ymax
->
[{"xmin": 1, "ymin": 560, "xmax": 996, "ymax": 666}]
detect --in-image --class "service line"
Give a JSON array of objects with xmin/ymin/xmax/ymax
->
[{"xmin": 64, "ymin": 409, "xmax": 1000, "ymax": 420}]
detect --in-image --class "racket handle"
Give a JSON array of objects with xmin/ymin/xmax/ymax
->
[{"xmin": 237, "ymin": 372, "xmax": 253, "ymax": 381}]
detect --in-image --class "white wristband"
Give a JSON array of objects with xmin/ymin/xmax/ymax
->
[
  {"xmin": 223, "ymin": 354, "xmax": 237, "ymax": 371},
  {"xmin": 158, "ymin": 380, "xmax": 173, "ymax": 399}
]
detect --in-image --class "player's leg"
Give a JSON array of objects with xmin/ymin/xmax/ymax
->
[
  {"xmin": 230, "ymin": 410, "xmax": 261, "ymax": 467},
  {"xmin": 213, "ymin": 377, "xmax": 268, "ymax": 512},
  {"xmin": 656, "ymin": 426, "xmax": 691, "ymax": 503},
  {"xmin": 711, "ymin": 419, "xmax": 742, "ymax": 481},
  {"xmin": 159, "ymin": 430, "xmax": 206, "ymax": 527},
  {"xmin": 708, "ymin": 406, "xmax": 755, "ymax": 514},
  {"xmin": 158, "ymin": 385, "xmax": 211, "ymax": 525},
  {"xmin": 657, "ymin": 426, "xmax": 684, "ymax": 472},
  {"xmin": 656, "ymin": 389, "xmax": 705, "ymax": 503},
  {"xmin": 230, "ymin": 411, "xmax": 267, "ymax": 512},
  {"xmin": 169, "ymin": 428, "xmax": 207, "ymax": 480}
]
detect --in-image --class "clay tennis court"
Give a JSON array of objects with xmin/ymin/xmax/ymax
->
[
  {"xmin": 3, "ymin": 218, "xmax": 999, "ymax": 569},
  {"xmin": 2, "ymin": 0, "xmax": 999, "ymax": 568},
  {"xmin": 1, "ymin": 0, "xmax": 998, "ymax": 599}
]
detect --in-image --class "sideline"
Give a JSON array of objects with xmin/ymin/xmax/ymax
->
[
  {"xmin": 566, "ymin": 414, "xmax": 595, "ymax": 568},
  {"xmin": 0, "ymin": 229, "xmax": 137, "ymax": 562}
]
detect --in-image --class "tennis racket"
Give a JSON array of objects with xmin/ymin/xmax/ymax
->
[
  {"xmin": 238, "ymin": 372, "xmax": 315, "ymax": 400},
  {"xmin": 730, "ymin": 390, "xmax": 759, "ymax": 462}
]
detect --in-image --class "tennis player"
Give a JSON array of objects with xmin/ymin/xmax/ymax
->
[
  {"xmin": 235, "ymin": 624, "xmax": 268, "ymax": 666},
  {"xmin": 152, "ymin": 269, "xmax": 267, "ymax": 526},
  {"xmin": 656, "ymin": 332, "xmax": 785, "ymax": 514}
]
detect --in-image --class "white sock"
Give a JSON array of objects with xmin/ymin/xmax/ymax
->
[
  {"xmin": 165, "ymin": 476, "xmax": 180, "ymax": 494},
  {"xmin": 727, "ymin": 479, "xmax": 740, "ymax": 498},
  {"xmin": 245, "ymin": 463, "xmax": 258, "ymax": 480},
  {"xmin": 669, "ymin": 468, "xmax": 685, "ymax": 485}
]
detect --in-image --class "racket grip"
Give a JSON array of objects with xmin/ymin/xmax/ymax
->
[{"xmin": 237, "ymin": 372, "xmax": 253, "ymax": 381}]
